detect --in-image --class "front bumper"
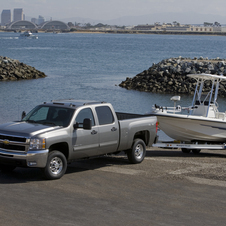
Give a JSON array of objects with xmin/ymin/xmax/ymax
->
[{"xmin": 0, "ymin": 148, "xmax": 49, "ymax": 168}]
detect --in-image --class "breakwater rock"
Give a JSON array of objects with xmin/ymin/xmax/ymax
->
[
  {"xmin": 119, "ymin": 57, "xmax": 226, "ymax": 97},
  {"xmin": 0, "ymin": 56, "xmax": 46, "ymax": 81}
]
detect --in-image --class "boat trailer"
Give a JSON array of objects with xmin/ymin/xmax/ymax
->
[{"xmin": 153, "ymin": 139, "xmax": 226, "ymax": 153}]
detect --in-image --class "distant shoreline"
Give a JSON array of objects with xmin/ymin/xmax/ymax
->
[
  {"xmin": 1, "ymin": 29, "xmax": 226, "ymax": 36},
  {"xmin": 72, "ymin": 30, "xmax": 226, "ymax": 36}
]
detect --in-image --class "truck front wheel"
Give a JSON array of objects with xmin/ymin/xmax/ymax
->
[
  {"xmin": 127, "ymin": 139, "xmax": 146, "ymax": 164},
  {"xmin": 43, "ymin": 151, "xmax": 67, "ymax": 180}
]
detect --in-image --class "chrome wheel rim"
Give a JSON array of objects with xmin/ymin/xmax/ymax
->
[
  {"xmin": 135, "ymin": 144, "xmax": 144, "ymax": 160},
  {"xmin": 49, "ymin": 157, "xmax": 63, "ymax": 175}
]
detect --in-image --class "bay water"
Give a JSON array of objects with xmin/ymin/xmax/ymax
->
[{"xmin": 1, "ymin": 32, "xmax": 226, "ymax": 125}]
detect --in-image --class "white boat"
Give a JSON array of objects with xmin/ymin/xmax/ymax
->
[
  {"xmin": 152, "ymin": 73, "xmax": 226, "ymax": 142},
  {"xmin": 19, "ymin": 31, "xmax": 38, "ymax": 39}
]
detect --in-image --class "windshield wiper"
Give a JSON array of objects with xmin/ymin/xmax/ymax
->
[
  {"xmin": 26, "ymin": 120, "xmax": 39, "ymax": 124},
  {"xmin": 41, "ymin": 122, "xmax": 57, "ymax": 126}
]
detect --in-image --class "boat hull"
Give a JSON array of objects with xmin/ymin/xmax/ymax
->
[{"xmin": 154, "ymin": 113, "xmax": 226, "ymax": 142}]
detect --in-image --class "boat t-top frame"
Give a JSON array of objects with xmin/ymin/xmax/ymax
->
[{"xmin": 188, "ymin": 73, "xmax": 226, "ymax": 117}]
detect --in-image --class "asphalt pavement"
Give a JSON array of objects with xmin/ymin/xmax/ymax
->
[{"xmin": 0, "ymin": 148, "xmax": 226, "ymax": 226}]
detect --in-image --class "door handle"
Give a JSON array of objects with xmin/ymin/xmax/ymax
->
[
  {"xmin": 111, "ymin": 127, "xmax": 117, "ymax": 132},
  {"xmin": 91, "ymin": 130, "xmax": 97, "ymax": 135}
]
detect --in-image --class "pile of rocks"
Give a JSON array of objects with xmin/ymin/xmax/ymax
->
[
  {"xmin": 0, "ymin": 56, "xmax": 46, "ymax": 81},
  {"xmin": 119, "ymin": 57, "xmax": 226, "ymax": 97}
]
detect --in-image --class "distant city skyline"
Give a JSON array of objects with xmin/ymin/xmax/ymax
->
[
  {"xmin": 1, "ymin": 9, "xmax": 11, "ymax": 25},
  {"xmin": 1, "ymin": 0, "xmax": 226, "ymax": 26},
  {"xmin": 13, "ymin": 8, "xmax": 23, "ymax": 21}
]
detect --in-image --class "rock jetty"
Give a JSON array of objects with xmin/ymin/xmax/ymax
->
[
  {"xmin": 0, "ymin": 56, "xmax": 46, "ymax": 81},
  {"xmin": 119, "ymin": 57, "xmax": 226, "ymax": 97}
]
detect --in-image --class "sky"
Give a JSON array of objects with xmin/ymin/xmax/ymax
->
[{"xmin": 1, "ymin": 0, "xmax": 226, "ymax": 25}]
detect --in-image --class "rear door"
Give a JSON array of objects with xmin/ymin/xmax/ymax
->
[{"xmin": 95, "ymin": 106, "xmax": 119, "ymax": 155}]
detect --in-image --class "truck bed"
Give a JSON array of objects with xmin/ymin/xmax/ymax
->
[{"xmin": 116, "ymin": 112, "xmax": 150, "ymax": 120}]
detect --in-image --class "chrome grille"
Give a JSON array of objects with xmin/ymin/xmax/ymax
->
[
  {"xmin": 0, "ymin": 134, "xmax": 27, "ymax": 142},
  {"xmin": 0, "ymin": 133, "xmax": 29, "ymax": 152},
  {"xmin": 0, "ymin": 143, "xmax": 25, "ymax": 151}
]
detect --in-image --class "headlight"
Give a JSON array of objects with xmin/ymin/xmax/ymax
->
[{"xmin": 29, "ymin": 138, "xmax": 46, "ymax": 150}]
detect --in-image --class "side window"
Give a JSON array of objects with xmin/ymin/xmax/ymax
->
[
  {"xmin": 95, "ymin": 106, "xmax": 114, "ymax": 125},
  {"xmin": 75, "ymin": 108, "xmax": 95, "ymax": 128}
]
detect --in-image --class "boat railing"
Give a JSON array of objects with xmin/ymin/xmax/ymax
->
[
  {"xmin": 165, "ymin": 105, "xmax": 182, "ymax": 113},
  {"xmin": 153, "ymin": 104, "xmax": 182, "ymax": 113}
]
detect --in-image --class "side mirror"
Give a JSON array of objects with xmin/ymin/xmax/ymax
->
[
  {"xmin": 73, "ymin": 122, "xmax": 79, "ymax": 129},
  {"xmin": 21, "ymin": 111, "xmax": 26, "ymax": 119},
  {"xmin": 83, "ymin": 118, "xmax": 92, "ymax": 130}
]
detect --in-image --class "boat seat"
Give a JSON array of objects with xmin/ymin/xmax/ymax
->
[
  {"xmin": 195, "ymin": 100, "xmax": 213, "ymax": 106},
  {"xmin": 195, "ymin": 100, "xmax": 200, "ymax": 105}
]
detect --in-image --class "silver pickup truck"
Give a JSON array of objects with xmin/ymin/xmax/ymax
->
[{"xmin": 0, "ymin": 100, "xmax": 157, "ymax": 179}]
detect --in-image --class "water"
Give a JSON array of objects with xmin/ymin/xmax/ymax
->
[{"xmin": 1, "ymin": 31, "xmax": 226, "ymax": 124}]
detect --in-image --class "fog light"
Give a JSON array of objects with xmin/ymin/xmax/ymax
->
[{"xmin": 28, "ymin": 161, "xmax": 37, "ymax": 166}]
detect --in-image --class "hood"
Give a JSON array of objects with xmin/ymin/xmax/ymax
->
[{"xmin": 0, "ymin": 121, "xmax": 61, "ymax": 137}]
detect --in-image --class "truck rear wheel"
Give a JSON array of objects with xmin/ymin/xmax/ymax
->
[
  {"xmin": 0, "ymin": 164, "xmax": 16, "ymax": 173},
  {"xmin": 181, "ymin": 148, "xmax": 191, "ymax": 153},
  {"xmin": 192, "ymin": 149, "xmax": 201, "ymax": 154},
  {"xmin": 127, "ymin": 139, "xmax": 146, "ymax": 164},
  {"xmin": 43, "ymin": 151, "xmax": 67, "ymax": 180}
]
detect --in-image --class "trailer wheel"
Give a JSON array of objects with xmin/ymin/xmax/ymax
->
[
  {"xmin": 192, "ymin": 149, "xmax": 201, "ymax": 154},
  {"xmin": 43, "ymin": 151, "xmax": 67, "ymax": 180},
  {"xmin": 127, "ymin": 139, "xmax": 146, "ymax": 164},
  {"xmin": 0, "ymin": 164, "xmax": 16, "ymax": 173},
  {"xmin": 181, "ymin": 148, "xmax": 191, "ymax": 153}
]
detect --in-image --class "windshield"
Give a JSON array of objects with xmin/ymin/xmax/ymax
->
[{"xmin": 22, "ymin": 105, "xmax": 75, "ymax": 127}]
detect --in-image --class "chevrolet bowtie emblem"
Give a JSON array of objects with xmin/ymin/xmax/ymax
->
[{"xmin": 3, "ymin": 140, "xmax": 10, "ymax": 145}]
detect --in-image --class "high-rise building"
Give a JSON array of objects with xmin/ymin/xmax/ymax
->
[
  {"xmin": 13, "ymin": 8, "xmax": 23, "ymax": 21},
  {"xmin": 31, "ymin": 18, "xmax": 37, "ymax": 24},
  {"xmin": 31, "ymin": 16, "xmax": 45, "ymax": 25},
  {"xmin": 1, "ymin": 10, "xmax": 11, "ymax": 26},
  {"xmin": 37, "ymin": 15, "xmax": 45, "ymax": 25}
]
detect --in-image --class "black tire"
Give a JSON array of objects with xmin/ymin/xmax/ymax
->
[
  {"xmin": 0, "ymin": 164, "xmax": 16, "ymax": 173},
  {"xmin": 127, "ymin": 139, "xmax": 146, "ymax": 164},
  {"xmin": 181, "ymin": 148, "xmax": 191, "ymax": 153},
  {"xmin": 43, "ymin": 151, "xmax": 67, "ymax": 180},
  {"xmin": 192, "ymin": 149, "xmax": 201, "ymax": 154}
]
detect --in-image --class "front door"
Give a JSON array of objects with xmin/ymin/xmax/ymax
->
[{"xmin": 72, "ymin": 108, "xmax": 99, "ymax": 158}]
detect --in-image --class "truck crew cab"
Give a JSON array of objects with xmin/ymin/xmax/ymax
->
[{"xmin": 0, "ymin": 100, "xmax": 157, "ymax": 179}]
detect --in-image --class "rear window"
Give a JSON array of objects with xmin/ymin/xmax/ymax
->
[{"xmin": 95, "ymin": 106, "xmax": 114, "ymax": 125}]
